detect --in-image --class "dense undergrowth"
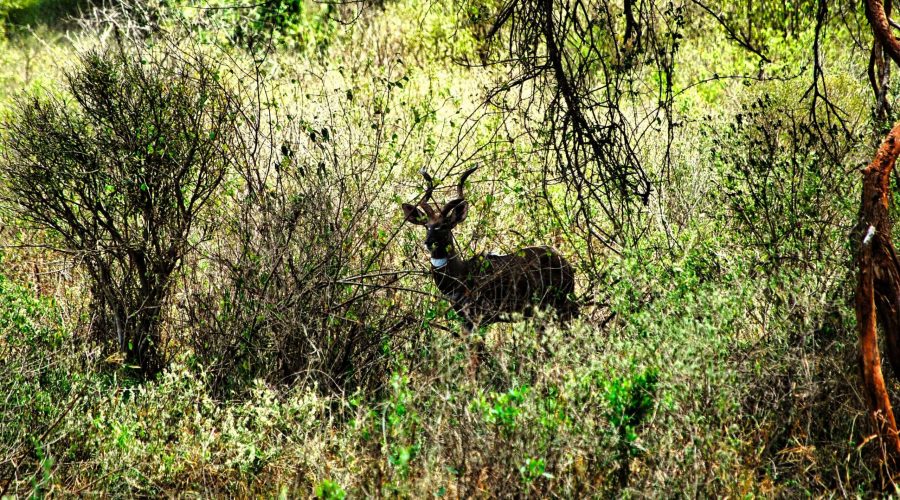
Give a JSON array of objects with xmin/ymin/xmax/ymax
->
[{"xmin": 0, "ymin": 0, "xmax": 894, "ymax": 496}]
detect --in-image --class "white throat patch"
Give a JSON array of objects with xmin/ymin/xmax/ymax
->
[{"xmin": 430, "ymin": 257, "xmax": 449, "ymax": 268}]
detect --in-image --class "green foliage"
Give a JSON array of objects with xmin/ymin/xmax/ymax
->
[
  {"xmin": 383, "ymin": 373, "xmax": 421, "ymax": 477},
  {"xmin": 708, "ymin": 87, "xmax": 858, "ymax": 275},
  {"xmin": 0, "ymin": 0, "xmax": 886, "ymax": 496},
  {"xmin": 604, "ymin": 367, "xmax": 658, "ymax": 446},
  {"xmin": 315, "ymin": 479, "xmax": 348, "ymax": 499},
  {"xmin": 0, "ymin": 263, "xmax": 61, "ymax": 350},
  {"xmin": 0, "ymin": 0, "xmax": 23, "ymax": 37},
  {"xmin": 0, "ymin": 262, "xmax": 87, "ymax": 495},
  {"xmin": 519, "ymin": 456, "xmax": 547, "ymax": 483},
  {"xmin": 209, "ymin": 0, "xmax": 337, "ymax": 55},
  {"xmin": 0, "ymin": 0, "xmax": 90, "ymax": 31},
  {"xmin": 472, "ymin": 384, "xmax": 529, "ymax": 432}
]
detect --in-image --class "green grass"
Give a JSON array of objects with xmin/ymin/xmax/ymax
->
[{"xmin": 2, "ymin": 0, "xmax": 92, "ymax": 29}]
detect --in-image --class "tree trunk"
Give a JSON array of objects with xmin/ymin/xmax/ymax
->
[{"xmin": 856, "ymin": 121, "xmax": 900, "ymax": 461}]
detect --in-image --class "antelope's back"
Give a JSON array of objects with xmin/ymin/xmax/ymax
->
[{"xmin": 467, "ymin": 246, "xmax": 575, "ymax": 316}]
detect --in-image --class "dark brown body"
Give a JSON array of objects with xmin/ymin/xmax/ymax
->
[{"xmin": 432, "ymin": 246, "xmax": 578, "ymax": 331}]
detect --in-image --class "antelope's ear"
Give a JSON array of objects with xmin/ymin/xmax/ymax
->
[
  {"xmin": 401, "ymin": 203, "xmax": 428, "ymax": 225},
  {"xmin": 443, "ymin": 199, "xmax": 468, "ymax": 226}
]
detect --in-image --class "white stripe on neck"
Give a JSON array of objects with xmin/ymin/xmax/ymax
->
[{"xmin": 431, "ymin": 257, "xmax": 449, "ymax": 268}]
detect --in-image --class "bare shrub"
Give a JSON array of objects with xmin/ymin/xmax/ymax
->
[
  {"xmin": 0, "ymin": 45, "xmax": 241, "ymax": 377},
  {"xmin": 473, "ymin": 0, "xmax": 685, "ymax": 256},
  {"xmin": 184, "ymin": 68, "xmax": 423, "ymax": 397},
  {"xmin": 186, "ymin": 163, "xmax": 409, "ymax": 395}
]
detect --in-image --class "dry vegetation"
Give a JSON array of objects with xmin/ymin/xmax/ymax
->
[{"xmin": 0, "ymin": 0, "xmax": 897, "ymax": 496}]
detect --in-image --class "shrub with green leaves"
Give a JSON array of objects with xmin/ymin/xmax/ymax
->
[
  {"xmin": 206, "ymin": 0, "xmax": 337, "ymax": 55},
  {"xmin": 708, "ymin": 89, "xmax": 858, "ymax": 276},
  {"xmin": 0, "ymin": 46, "xmax": 241, "ymax": 377}
]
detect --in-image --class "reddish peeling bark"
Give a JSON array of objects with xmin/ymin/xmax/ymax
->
[
  {"xmin": 866, "ymin": 0, "xmax": 900, "ymax": 69},
  {"xmin": 857, "ymin": 122, "xmax": 900, "ymax": 459}
]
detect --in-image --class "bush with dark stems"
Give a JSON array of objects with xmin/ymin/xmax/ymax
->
[
  {"xmin": 187, "ymin": 106, "xmax": 411, "ymax": 397},
  {"xmin": 0, "ymin": 46, "xmax": 241, "ymax": 378}
]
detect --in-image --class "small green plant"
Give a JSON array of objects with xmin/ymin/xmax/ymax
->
[
  {"xmin": 383, "ymin": 373, "xmax": 421, "ymax": 477},
  {"xmin": 603, "ymin": 366, "xmax": 659, "ymax": 488},
  {"xmin": 519, "ymin": 456, "xmax": 549, "ymax": 483},
  {"xmin": 472, "ymin": 384, "xmax": 529, "ymax": 433},
  {"xmin": 314, "ymin": 479, "xmax": 347, "ymax": 499},
  {"xmin": 29, "ymin": 440, "xmax": 56, "ymax": 496}
]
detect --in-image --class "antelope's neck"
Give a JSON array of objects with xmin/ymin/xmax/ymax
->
[
  {"xmin": 430, "ymin": 245, "xmax": 460, "ymax": 271},
  {"xmin": 430, "ymin": 245, "xmax": 468, "ymax": 293}
]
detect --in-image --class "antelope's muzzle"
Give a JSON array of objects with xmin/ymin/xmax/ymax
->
[
  {"xmin": 424, "ymin": 232, "xmax": 438, "ymax": 251},
  {"xmin": 424, "ymin": 228, "xmax": 449, "ymax": 256}
]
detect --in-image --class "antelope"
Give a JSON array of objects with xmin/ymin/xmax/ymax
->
[{"xmin": 402, "ymin": 167, "xmax": 578, "ymax": 335}]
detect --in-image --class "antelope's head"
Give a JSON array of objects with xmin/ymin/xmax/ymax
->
[{"xmin": 402, "ymin": 167, "xmax": 477, "ymax": 262}]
